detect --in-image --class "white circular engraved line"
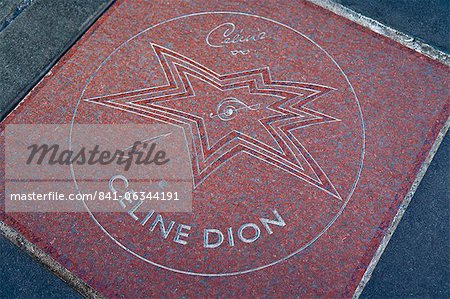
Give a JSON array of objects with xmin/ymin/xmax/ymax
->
[{"xmin": 69, "ymin": 11, "xmax": 366, "ymax": 277}]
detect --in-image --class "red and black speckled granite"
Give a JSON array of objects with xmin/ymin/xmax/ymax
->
[{"xmin": 0, "ymin": 1, "xmax": 448, "ymax": 297}]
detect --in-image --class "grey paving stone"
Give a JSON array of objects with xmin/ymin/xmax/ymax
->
[
  {"xmin": 0, "ymin": 0, "xmax": 22, "ymax": 22},
  {"xmin": 0, "ymin": 0, "xmax": 113, "ymax": 120},
  {"xmin": 0, "ymin": 0, "xmax": 37, "ymax": 32},
  {"xmin": 333, "ymin": 0, "xmax": 449, "ymax": 54},
  {"xmin": 0, "ymin": 235, "xmax": 81, "ymax": 298}
]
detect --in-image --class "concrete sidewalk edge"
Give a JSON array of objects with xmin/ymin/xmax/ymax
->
[
  {"xmin": 0, "ymin": 221, "xmax": 103, "ymax": 298},
  {"xmin": 306, "ymin": 0, "xmax": 450, "ymax": 65},
  {"xmin": 0, "ymin": 0, "xmax": 117, "ymax": 122}
]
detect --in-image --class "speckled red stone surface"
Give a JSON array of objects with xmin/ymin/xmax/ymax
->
[{"xmin": 1, "ymin": 1, "xmax": 449, "ymax": 297}]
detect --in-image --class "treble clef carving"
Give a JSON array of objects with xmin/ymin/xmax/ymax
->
[{"xmin": 209, "ymin": 98, "xmax": 261, "ymax": 121}]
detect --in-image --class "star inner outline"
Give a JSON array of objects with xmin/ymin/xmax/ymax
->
[{"xmin": 84, "ymin": 43, "xmax": 343, "ymax": 200}]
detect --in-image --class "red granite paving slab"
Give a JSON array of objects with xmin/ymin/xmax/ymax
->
[{"xmin": 1, "ymin": 0, "xmax": 449, "ymax": 297}]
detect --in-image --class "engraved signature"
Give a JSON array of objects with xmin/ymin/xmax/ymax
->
[{"xmin": 206, "ymin": 22, "xmax": 266, "ymax": 56}]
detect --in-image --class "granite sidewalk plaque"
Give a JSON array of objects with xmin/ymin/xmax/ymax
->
[{"xmin": 1, "ymin": 0, "xmax": 448, "ymax": 297}]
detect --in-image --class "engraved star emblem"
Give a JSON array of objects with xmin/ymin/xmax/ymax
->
[{"xmin": 84, "ymin": 44, "xmax": 342, "ymax": 200}]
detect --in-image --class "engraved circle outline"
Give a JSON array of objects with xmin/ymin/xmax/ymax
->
[{"xmin": 69, "ymin": 11, "xmax": 366, "ymax": 277}]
